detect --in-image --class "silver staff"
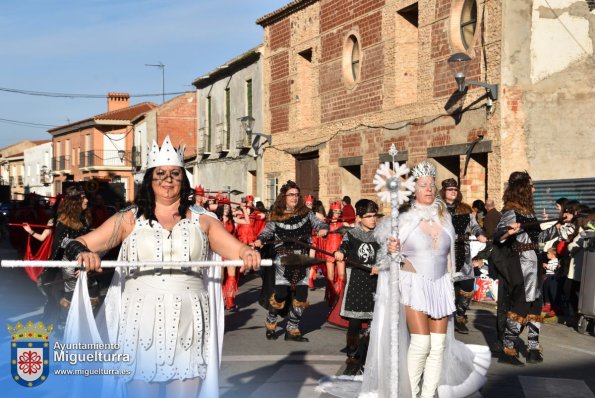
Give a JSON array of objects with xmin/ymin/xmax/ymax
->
[{"xmin": 373, "ymin": 143, "xmax": 415, "ymax": 397}]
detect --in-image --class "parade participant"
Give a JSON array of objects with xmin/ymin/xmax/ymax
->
[
  {"xmin": 319, "ymin": 160, "xmax": 490, "ymax": 398},
  {"xmin": 493, "ymin": 171, "xmax": 558, "ymax": 366},
  {"xmin": 333, "ymin": 199, "xmax": 381, "ymax": 373},
  {"xmin": 205, "ymin": 194, "xmax": 220, "ymax": 213},
  {"xmin": 251, "ymin": 199, "xmax": 268, "ymax": 238},
  {"xmin": 22, "ymin": 196, "xmax": 62, "ymax": 319},
  {"xmin": 323, "ymin": 201, "xmax": 347, "ymax": 305},
  {"xmin": 194, "ymin": 185, "xmax": 206, "ymax": 207},
  {"xmin": 309, "ymin": 201, "xmax": 327, "ymax": 289},
  {"xmin": 253, "ymin": 180, "xmax": 328, "ymax": 342},
  {"xmin": 341, "ymin": 196, "xmax": 356, "ymax": 226},
  {"xmin": 220, "ymin": 203, "xmax": 251, "ymax": 311},
  {"xmin": 43, "ymin": 187, "xmax": 95, "ymax": 335},
  {"xmin": 64, "ymin": 136, "xmax": 261, "ymax": 397},
  {"xmin": 304, "ymin": 195, "xmax": 314, "ymax": 210},
  {"xmin": 440, "ymin": 178, "xmax": 487, "ymax": 334}
]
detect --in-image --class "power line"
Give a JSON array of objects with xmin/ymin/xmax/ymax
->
[
  {"xmin": 0, "ymin": 117, "xmax": 56, "ymax": 128},
  {"xmin": 0, "ymin": 87, "xmax": 189, "ymax": 99}
]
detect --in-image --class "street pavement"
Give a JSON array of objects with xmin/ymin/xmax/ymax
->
[{"xmin": 1, "ymin": 237, "xmax": 594, "ymax": 397}]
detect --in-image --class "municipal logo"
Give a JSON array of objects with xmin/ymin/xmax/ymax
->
[{"xmin": 8, "ymin": 321, "xmax": 52, "ymax": 387}]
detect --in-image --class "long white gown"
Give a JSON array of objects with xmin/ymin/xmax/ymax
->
[
  {"xmin": 64, "ymin": 205, "xmax": 224, "ymax": 398},
  {"xmin": 318, "ymin": 200, "xmax": 491, "ymax": 397}
]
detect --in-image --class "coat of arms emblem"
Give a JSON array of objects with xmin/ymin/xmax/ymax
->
[{"xmin": 8, "ymin": 321, "xmax": 52, "ymax": 387}]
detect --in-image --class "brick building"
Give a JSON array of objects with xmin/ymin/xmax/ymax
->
[
  {"xmin": 48, "ymin": 93, "xmax": 157, "ymax": 202},
  {"xmin": 256, "ymin": 0, "xmax": 595, "ymax": 211},
  {"xmin": 132, "ymin": 92, "xmax": 197, "ymax": 186}
]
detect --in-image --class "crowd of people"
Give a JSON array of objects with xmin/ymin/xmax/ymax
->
[{"xmin": 7, "ymin": 135, "xmax": 594, "ymax": 397}]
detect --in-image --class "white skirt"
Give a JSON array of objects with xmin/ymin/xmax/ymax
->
[
  {"xmin": 118, "ymin": 272, "xmax": 210, "ymax": 382},
  {"xmin": 399, "ymin": 271, "xmax": 456, "ymax": 319}
]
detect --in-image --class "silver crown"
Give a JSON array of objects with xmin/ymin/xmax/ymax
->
[
  {"xmin": 146, "ymin": 135, "xmax": 185, "ymax": 169},
  {"xmin": 410, "ymin": 160, "xmax": 437, "ymax": 179}
]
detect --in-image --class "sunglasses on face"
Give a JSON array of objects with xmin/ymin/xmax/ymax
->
[{"xmin": 154, "ymin": 169, "xmax": 183, "ymax": 182}]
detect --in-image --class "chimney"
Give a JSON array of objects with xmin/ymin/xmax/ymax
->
[{"xmin": 107, "ymin": 92, "xmax": 130, "ymax": 112}]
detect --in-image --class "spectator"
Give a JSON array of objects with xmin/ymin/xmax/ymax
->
[{"xmin": 483, "ymin": 198, "xmax": 501, "ymax": 239}]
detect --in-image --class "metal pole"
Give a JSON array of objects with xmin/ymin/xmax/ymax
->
[{"xmin": 145, "ymin": 62, "xmax": 165, "ymax": 104}]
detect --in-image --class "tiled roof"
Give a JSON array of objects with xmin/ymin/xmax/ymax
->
[
  {"xmin": 94, "ymin": 102, "xmax": 157, "ymax": 121},
  {"xmin": 31, "ymin": 140, "xmax": 51, "ymax": 145},
  {"xmin": 48, "ymin": 102, "xmax": 157, "ymax": 133}
]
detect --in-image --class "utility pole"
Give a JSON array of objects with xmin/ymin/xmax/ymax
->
[{"xmin": 145, "ymin": 62, "xmax": 165, "ymax": 104}]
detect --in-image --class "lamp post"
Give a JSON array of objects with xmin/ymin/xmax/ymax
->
[
  {"xmin": 447, "ymin": 53, "xmax": 498, "ymax": 101},
  {"xmin": 118, "ymin": 150, "xmax": 126, "ymax": 163},
  {"xmin": 239, "ymin": 116, "xmax": 272, "ymax": 156},
  {"xmin": 145, "ymin": 62, "xmax": 165, "ymax": 104}
]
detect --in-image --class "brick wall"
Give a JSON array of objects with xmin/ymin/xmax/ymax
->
[{"xmin": 156, "ymin": 93, "xmax": 197, "ymax": 157}]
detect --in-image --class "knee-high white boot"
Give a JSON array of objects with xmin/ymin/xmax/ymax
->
[
  {"xmin": 420, "ymin": 333, "xmax": 446, "ymax": 398},
  {"xmin": 408, "ymin": 334, "xmax": 431, "ymax": 397}
]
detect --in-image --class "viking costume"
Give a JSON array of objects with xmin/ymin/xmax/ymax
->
[
  {"xmin": 337, "ymin": 222, "xmax": 380, "ymax": 367},
  {"xmin": 258, "ymin": 207, "xmax": 328, "ymax": 341},
  {"xmin": 442, "ymin": 179, "xmax": 486, "ymax": 334},
  {"xmin": 493, "ymin": 204, "xmax": 557, "ymax": 364}
]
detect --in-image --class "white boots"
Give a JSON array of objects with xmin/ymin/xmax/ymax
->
[
  {"xmin": 407, "ymin": 334, "xmax": 431, "ymax": 397},
  {"xmin": 420, "ymin": 333, "xmax": 446, "ymax": 398},
  {"xmin": 407, "ymin": 333, "xmax": 446, "ymax": 398}
]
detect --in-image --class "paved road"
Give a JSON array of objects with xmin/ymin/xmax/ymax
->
[{"xmin": 1, "ymin": 237, "xmax": 594, "ymax": 397}]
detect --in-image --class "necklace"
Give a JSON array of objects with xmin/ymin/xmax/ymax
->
[{"xmin": 412, "ymin": 201, "xmax": 438, "ymax": 223}]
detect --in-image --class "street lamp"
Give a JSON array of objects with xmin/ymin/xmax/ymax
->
[
  {"xmin": 447, "ymin": 53, "xmax": 498, "ymax": 101},
  {"xmin": 118, "ymin": 150, "xmax": 126, "ymax": 162},
  {"xmin": 145, "ymin": 62, "xmax": 165, "ymax": 104},
  {"xmin": 239, "ymin": 116, "xmax": 272, "ymax": 157}
]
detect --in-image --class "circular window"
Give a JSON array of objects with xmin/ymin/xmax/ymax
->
[
  {"xmin": 342, "ymin": 32, "xmax": 362, "ymax": 88},
  {"xmin": 460, "ymin": 0, "xmax": 478, "ymax": 49}
]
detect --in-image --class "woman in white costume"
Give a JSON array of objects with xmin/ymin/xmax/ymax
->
[
  {"xmin": 63, "ymin": 136, "xmax": 261, "ymax": 398},
  {"xmin": 319, "ymin": 160, "xmax": 490, "ymax": 398}
]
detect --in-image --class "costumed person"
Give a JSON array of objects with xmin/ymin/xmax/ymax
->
[
  {"xmin": 333, "ymin": 199, "xmax": 382, "ymax": 375},
  {"xmin": 194, "ymin": 185, "xmax": 206, "ymax": 207},
  {"xmin": 63, "ymin": 136, "xmax": 261, "ymax": 397},
  {"xmin": 253, "ymin": 180, "xmax": 328, "ymax": 342},
  {"xmin": 341, "ymin": 196, "xmax": 356, "ymax": 226},
  {"xmin": 219, "ymin": 202, "xmax": 251, "ymax": 311},
  {"xmin": 246, "ymin": 196, "xmax": 267, "ymax": 239},
  {"xmin": 253, "ymin": 200, "xmax": 269, "ymax": 237},
  {"xmin": 324, "ymin": 201, "xmax": 347, "ymax": 306},
  {"xmin": 319, "ymin": 158, "xmax": 490, "ymax": 398},
  {"xmin": 440, "ymin": 178, "xmax": 487, "ymax": 334},
  {"xmin": 22, "ymin": 195, "xmax": 62, "ymax": 315},
  {"xmin": 492, "ymin": 171, "xmax": 558, "ymax": 366},
  {"xmin": 309, "ymin": 200, "xmax": 327, "ymax": 289},
  {"xmin": 42, "ymin": 187, "xmax": 95, "ymax": 336}
]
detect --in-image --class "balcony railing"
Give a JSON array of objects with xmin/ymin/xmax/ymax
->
[
  {"xmin": 52, "ymin": 155, "xmax": 71, "ymax": 171},
  {"xmin": 197, "ymin": 128, "xmax": 210, "ymax": 155},
  {"xmin": 79, "ymin": 150, "xmax": 135, "ymax": 169}
]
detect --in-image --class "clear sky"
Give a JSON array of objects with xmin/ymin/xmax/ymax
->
[{"xmin": 0, "ymin": 0, "xmax": 288, "ymax": 149}]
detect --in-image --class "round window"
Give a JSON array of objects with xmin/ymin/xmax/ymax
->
[
  {"xmin": 460, "ymin": 0, "xmax": 478, "ymax": 49},
  {"xmin": 342, "ymin": 32, "xmax": 362, "ymax": 88}
]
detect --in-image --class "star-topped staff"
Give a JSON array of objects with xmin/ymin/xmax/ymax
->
[{"xmin": 373, "ymin": 143, "xmax": 415, "ymax": 397}]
